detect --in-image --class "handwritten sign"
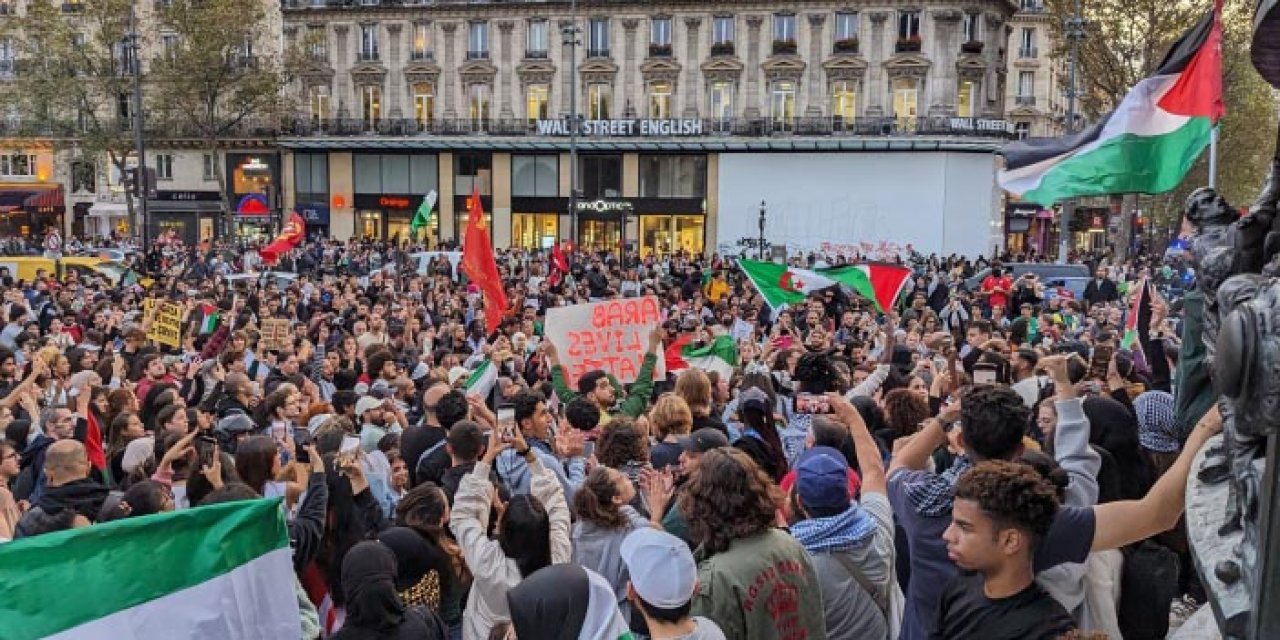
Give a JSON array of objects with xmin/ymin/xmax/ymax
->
[
  {"xmin": 142, "ymin": 298, "xmax": 157, "ymax": 325},
  {"xmin": 259, "ymin": 319, "xmax": 291, "ymax": 353},
  {"xmin": 147, "ymin": 302, "xmax": 184, "ymax": 348},
  {"xmin": 545, "ymin": 297, "xmax": 665, "ymax": 386}
]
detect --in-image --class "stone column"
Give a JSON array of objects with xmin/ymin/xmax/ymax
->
[
  {"xmin": 683, "ymin": 16, "xmax": 701, "ymax": 117},
  {"xmin": 929, "ymin": 10, "xmax": 961, "ymax": 116},
  {"xmin": 334, "ymin": 24, "xmax": 351, "ymax": 118},
  {"xmin": 744, "ymin": 15, "xmax": 763, "ymax": 117},
  {"xmin": 805, "ymin": 13, "xmax": 825, "ymax": 117},
  {"xmin": 866, "ymin": 12, "xmax": 887, "ymax": 117},
  {"xmin": 622, "ymin": 18, "xmax": 639, "ymax": 117},
  {"xmin": 440, "ymin": 22, "xmax": 457, "ymax": 119},
  {"xmin": 558, "ymin": 19, "xmax": 574, "ymax": 114},
  {"xmin": 386, "ymin": 23, "xmax": 403, "ymax": 119},
  {"xmin": 498, "ymin": 21, "xmax": 515, "ymax": 119}
]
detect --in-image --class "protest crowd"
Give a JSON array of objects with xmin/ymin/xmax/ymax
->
[{"xmin": 0, "ymin": 215, "xmax": 1219, "ymax": 640}]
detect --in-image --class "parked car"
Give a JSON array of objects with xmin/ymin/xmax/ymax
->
[
  {"xmin": 222, "ymin": 271, "xmax": 300, "ymax": 289},
  {"xmin": 965, "ymin": 263, "xmax": 1092, "ymax": 301}
]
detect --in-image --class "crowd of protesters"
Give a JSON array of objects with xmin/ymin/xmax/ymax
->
[{"xmin": 0, "ymin": 227, "xmax": 1220, "ymax": 640}]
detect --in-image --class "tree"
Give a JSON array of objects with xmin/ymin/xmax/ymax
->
[
  {"xmin": 148, "ymin": 0, "xmax": 306, "ymax": 234},
  {"xmin": 0, "ymin": 0, "xmax": 149, "ymax": 235},
  {"xmin": 1047, "ymin": 0, "xmax": 1279, "ymax": 252}
]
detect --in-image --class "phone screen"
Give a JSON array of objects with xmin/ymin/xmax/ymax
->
[
  {"xmin": 496, "ymin": 407, "xmax": 516, "ymax": 441},
  {"xmin": 973, "ymin": 369, "xmax": 998, "ymax": 385},
  {"xmin": 794, "ymin": 393, "xmax": 832, "ymax": 415}
]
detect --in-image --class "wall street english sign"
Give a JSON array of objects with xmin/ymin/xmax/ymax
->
[{"xmin": 536, "ymin": 118, "xmax": 705, "ymax": 137}]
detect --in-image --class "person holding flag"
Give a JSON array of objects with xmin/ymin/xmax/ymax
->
[
  {"xmin": 460, "ymin": 186, "xmax": 508, "ymax": 336},
  {"xmin": 410, "ymin": 190, "xmax": 438, "ymax": 243}
]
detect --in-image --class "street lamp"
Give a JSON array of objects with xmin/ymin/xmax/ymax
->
[
  {"xmin": 758, "ymin": 200, "xmax": 767, "ymax": 260},
  {"xmin": 562, "ymin": 0, "xmax": 581, "ymax": 248}
]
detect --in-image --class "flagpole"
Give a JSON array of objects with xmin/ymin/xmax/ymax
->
[
  {"xmin": 1059, "ymin": 0, "xmax": 1086, "ymax": 265},
  {"xmin": 1209, "ymin": 126, "xmax": 1219, "ymax": 188}
]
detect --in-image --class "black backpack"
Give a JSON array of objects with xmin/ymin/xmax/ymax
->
[{"xmin": 1118, "ymin": 539, "xmax": 1180, "ymax": 640}]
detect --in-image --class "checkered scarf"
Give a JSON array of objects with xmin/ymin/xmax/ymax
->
[
  {"xmin": 904, "ymin": 456, "xmax": 973, "ymax": 517},
  {"xmin": 1135, "ymin": 391, "xmax": 1179, "ymax": 453}
]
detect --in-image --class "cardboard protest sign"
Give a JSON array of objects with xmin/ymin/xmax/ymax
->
[
  {"xmin": 259, "ymin": 319, "xmax": 291, "ymax": 353},
  {"xmin": 142, "ymin": 297, "xmax": 157, "ymax": 324},
  {"xmin": 146, "ymin": 302, "xmax": 184, "ymax": 348},
  {"xmin": 544, "ymin": 296, "xmax": 665, "ymax": 386}
]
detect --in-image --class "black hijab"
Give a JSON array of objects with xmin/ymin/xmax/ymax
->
[
  {"xmin": 338, "ymin": 541, "xmax": 405, "ymax": 633},
  {"xmin": 507, "ymin": 564, "xmax": 591, "ymax": 640}
]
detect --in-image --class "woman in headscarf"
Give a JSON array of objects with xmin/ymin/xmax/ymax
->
[
  {"xmin": 506, "ymin": 564, "xmax": 631, "ymax": 640},
  {"xmin": 330, "ymin": 541, "xmax": 447, "ymax": 640}
]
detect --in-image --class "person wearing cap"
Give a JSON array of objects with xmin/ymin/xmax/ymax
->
[
  {"xmin": 542, "ymin": 327, "xmax": 665, "ymax": 425},
  {"xmin": 356, "ymin": 396, "xmax": 403, "ymax": 454},
  {"xmin": 619, "ymin": 528, "xmax": 726, "ymax": 639},
  {"xmin": 788, "ymin": 394, "xmax": 901, "ymax": 640},
  {"xmin": 1010, "ymin": 347, "xmax": 1047, "ymax": 408}
]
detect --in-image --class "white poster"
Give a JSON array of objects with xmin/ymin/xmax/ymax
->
[{"xmin": 544, "ymin": 296, "xmax": 666, "ymax": 387}]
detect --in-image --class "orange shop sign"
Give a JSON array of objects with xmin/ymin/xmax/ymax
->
[{"xmin": 379, "ymin": 196, "xmax": 411, "ymax": 209}]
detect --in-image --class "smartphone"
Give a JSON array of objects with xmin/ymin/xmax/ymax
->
[
  {"xmin": 794, "ymin": 392, "xmax": 832, "ymax": 415},
  {"xmin": 973, "ymin": 367, "xmax": 999, "ymax": 385},
  {"xmin": 195, "ymin": 435, "xmax": 218, "ymax": 469},
  {"xmin": 496, "ymin": 407, "xmax": 516, "ymax": 442},
  {"xmin": 1089, "ymin": 344, "xmax": 1115, "ymax": 381}
]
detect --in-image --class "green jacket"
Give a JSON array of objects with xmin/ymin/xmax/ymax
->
[
  {"xmin": 691, "ymin": 528, "xmax": 828, "ymax": 640},
  {"xmin": 549, "ymin": 352, "xmax": 658, "ymax": 420}
]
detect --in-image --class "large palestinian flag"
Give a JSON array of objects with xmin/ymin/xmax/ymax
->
[
  {"xmin": 737, "ymin": 259, "xmax": 912, "ymax": 313},
  {"xmin": 998, "ymin": 2, "xmax": 1223, "ymax": 206}
]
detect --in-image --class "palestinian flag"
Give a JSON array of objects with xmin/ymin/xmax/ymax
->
[
  {"xmin": 465, "ymin": 359, "xmax": 499, "ymax": 398},
  {"xmin": 0, "ymin": 499, "xmax": 298, "ymax": 639},
  {"xmin": 666, "ymin": 333, "xmax": 739, "ymax": 379},
  {"xmin": 1122, "ymin": 277, "xmax": 1150, "ymax": 351},
  {"xmin": 198, "ymin": 303, "xmax": 220, "ymax": 334},
  {"xmin": 998, "ymin": 2, "xmax": 1224, "ymax": 205},
  {"xmin": 737, "ymin": 259, "xmax": 912, "ymax": 313}
]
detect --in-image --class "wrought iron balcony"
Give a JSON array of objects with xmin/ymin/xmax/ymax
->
[
  {"xmin": 586, "ymin": 47, "xmax": 610, "ymax": 58},
  {"xmin": 1019, "ymin": 46, "xmax": 1038, "ymax": 58},
  {"xmin": 1015, "ymin": 95, "xmax": 1037, "ymax": 106},
  {"xmin": 357, "ymin": 49, "xmax": 380, "ymax": 62}
]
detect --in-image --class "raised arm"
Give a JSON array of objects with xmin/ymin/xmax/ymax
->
[{"xmin": 831, "ymin": 393, "xmax": 886, "ymax": 495}]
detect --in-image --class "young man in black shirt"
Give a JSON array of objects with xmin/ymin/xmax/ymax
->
[{"xmin": 934, "ymin": 460, "xmax": 1076, "ymax": 640}]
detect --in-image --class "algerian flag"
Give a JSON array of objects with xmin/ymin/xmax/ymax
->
[
  {"xmin": 465, "ymin": 358, "xmax": 499, "ymax": 398},
  {"xmin": 666, "ymin": 333, "xmax": 739, "ymax": 380},
  {"xmin": 0, "ymin": 499, "xmax": 299, "ymax": 639},
  {"xmin": 998, "ymin": 4, "xmax": 1223, "ymax": 205},
  {"xmin": 198, "ymin": 303, "xmax": 220, "ymax": 334},
  {"xmin": 410, "ymin": 190, "xmax": 438, "ymax": 238},
  {"xmin": 737, "ymin": 259, "xmax": 912, "ymax": 313}
]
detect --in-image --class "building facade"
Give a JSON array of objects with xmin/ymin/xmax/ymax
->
[{"xmin": 279, "ymin": 0, "xmax": 1022, "ymax": 257}]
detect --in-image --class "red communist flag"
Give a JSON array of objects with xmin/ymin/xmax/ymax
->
[
  {"xmin": 260, "ymin": 211, "xmax": 306, "ymax": 265},
  {"xmin": 461, "ymin": 186, "xmax": 508, "ymax": 334}
]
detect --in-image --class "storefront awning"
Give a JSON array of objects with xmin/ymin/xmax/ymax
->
[
  {"xmin": 0, "ymin": 184, "xmax": 64, "ymax": 210},
  {"xmin": 88, "ymin": 202, "xmax": 130, "ymax": 217}
]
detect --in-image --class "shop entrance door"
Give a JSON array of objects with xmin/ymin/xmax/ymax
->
[{"xmin": 578, "ymin": 219, "xmax": 620, "ymax": 253}]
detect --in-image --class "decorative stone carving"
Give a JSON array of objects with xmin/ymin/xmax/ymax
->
[
  {"xmin": 579, "ymin": 58, "xmax": 619, "ymax": 85},
  {"xmin": 640, "ymin": 58, "xmax": 682, "ymax": 85},
  {"xmin": 931, "ymin": 9, "xmax": 962, "ymax": 23},
  {"xmin": 440, "ymin": 22, "xmax": 457, "ymax": 34},
  {"xmin": 761, "ymin": 55, "xmax": 805, "ymax": 82},
  {"xmin": 684, "ymin": 16, "xmax": 702, "ymax": 28},
  {"xmin": 350, "ymin": 64, "xmax": 387, "ymax": 86},
  {"xmin": 516, "ymin": 59, "xmax": 556, "ymax": 86},
  {"xmin": 956, "ymin": 53, "xmax": 987, "ymax": 79},
  {"xmin": 701, "ymin": 56, "xmax": 744, "ymax": 83},
  {"xmin": 884, "ymin": 53, "xmax": 931, "ymax": 78},
  {"xmin": 386, "ymin": 23, "xmax": 401, "ymax": 36},
  {"xmin": 807, "ymin": 13, "xmax": 826, "ymax": 26},
  {"xmin": 459, "ymin": 59, "xmax": 498, "ymax": 82},
  {"xmin": 333, "ymin": 23, "xmax": 349, "ymax": 36},
  {"xmin": 745, "ymin": 15, "xmax": 764, "ymax": 29},
  {"xmin": 984, "ymin": 13, "xmax": 1003, "ymax": 28},
  {"xmin": 868, "ymin": 11, "xmax": 888, "ymax": 24},
  {"xmin": 823, "ymin": 54, "xmax": 868, "ymax": 81},
  {"xmin": 621, "ymin": 18, "xmax": 640, "ymax": 31},
  {"xmin": 403, "ymin": 60, "xmax": 441, "ymax": 86},
  {"xmin": 497, "ymin": 20, "xmax": 514, "ymax": 34}
]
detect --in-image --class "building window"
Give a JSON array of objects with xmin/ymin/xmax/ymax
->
[
  {"xmin": 579, "ymin": 155, "xmax": 622, "ymax": 199},
  {"xmin": 892, "ymin": 77, "xmax": 919, "ymax": 121},
  {"xmin": 648, "ymin": 82, "xmax": 672, "ymax": 118},
  {"xmin": 468, "ymin": 21, "xmax": 489, "ymax": 59},
  {"xmin": 639, "ymin": 155, "xmax": 706, "ymax": 198},
  {"xmin": 526, "ymin": 84, "xmax": 549, "ymax": 120},
  {"xmin": 160, "ymin": 32, "xmax": 179, "ymax": 61},
  {"xmin": 294, "ymin": 153, "xmax": 329, "ymax": 203},
  {"xmin": 0, "ymin": 38, "xmax": 13, "ymax": 75},
  {"xmin": 709, "ymin": 81, "xmax": 734, "ymax": 120},
  {"xmin": 308, "ymin": 25, "xmax": 327, "ymax": 61},
  {"xmin": 0, "ymin": 153, "xmax": 35, "ymax": 178},
  {"xmin": 834, "ymin": 12, "xmax": 858, "ymax": 41},
  {"xmin": 454, "ymin": 151, "xmax": 492, "ymax": 197},
  {"xmin": 1018, "ymin": 71, "xmax": 1035, "ymax": 101},
  {"xmin": 831, "ymin": 80, "xmax": 857, "ymax": 121},
  {"xmin": 957, "ymin": 79, "xmax": 976, "ymax": 117},
  {"xmin": 773, "ymin": 13, "xmax": 796, "ymax": 43},
  {"xmin": 962, "ymin": 13, "xmax": 980, "ymax": 43},
  {"xmin": 413, "ymin": 82, "xmax": 434, "ymax": 126},
  {"xmin": 712, "ymin": 15, "xmax": 734, "ymax": 45},
  {"xmin": 589, "ymin": 18, "xmax": 610, "ymax": 56},
  {"xmin": 640, "ymin": 215, "xmax": 704, "ymax": 257},
  {"xmin": 1014, "ymin": 122, "xmax": 1031, "ymax": 139},
  {"xmin": 898, "ymin": 11, "xmax": 920, "ymax": 39},
  {"xmin": 155, "ymin": 154, "xmax": 174, "ymax": 180},
  {"xmin": 117, "ymin": 92, "xmax": 132, "ymax": 125},
  {"xmin": 527, "ymin": 19, "xmax": 548, "ymax": 57},
  {"xmin": 361, "ymin": 85, "xmax": 381, "ymax": 128},
  {"xmin": 309, "ymin": 85, "xmax": 331, "ymax": 124},
  {"xmin": 769, "ymin": 80, "xmax": 796, "ymax": 126},
  {"xmin": 71, "ymin": 160, "xmax": 95, "ymax": 193},
  {"xmin": 359, "ymin": 24, "xmax": 379, "ymax": 61},
  {"xmin": 468, "ymin": 84, "xmax": 491, "ymax": 124},
  {"xmin": 412, "ymin": 23, "xmax": 431, "ymax": 60},
  {"xmin": 1020, "ymin": 28, "xmax": 1037, "ymax": 57},
  {"xmin": 587, "ymin": 83, "xmax": 610, "ymax": 119},
  {"xmin": 650, "ymin": 16, "xmax": 672, "ymax": 46},
  {"xmin": 202, "ymin": 154, "xmax": 216, "ymax": 180},
  {"xmin": 512, "ymin": 214, "xmax": 559, "ymax": 250},
  {"xmin": 512, "ymin": 154, "xmax": 558, "ymax": 197}
]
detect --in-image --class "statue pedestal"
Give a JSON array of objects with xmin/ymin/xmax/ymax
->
[{"xmin": 1187, "ymin": 433, "xmax": 1261, "ymax": 638}]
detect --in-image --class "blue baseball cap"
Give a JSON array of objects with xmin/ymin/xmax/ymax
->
[{"xmin": 795, "ymin": 446, "xmax": 851, "ymax": 511}]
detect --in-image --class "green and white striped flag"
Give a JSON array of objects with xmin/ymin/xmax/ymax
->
[
  {"xmin": 0, "ymin": 499, "xmax": 299, "ymax": 639},
  {"xmin": 465, "ymin": 358, "xmax": 499, "ymax": 398}
]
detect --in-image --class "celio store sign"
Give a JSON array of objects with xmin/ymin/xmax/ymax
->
[{"xmin": 536, "ymin": 118, "xmax": 704, "ymax": 137}]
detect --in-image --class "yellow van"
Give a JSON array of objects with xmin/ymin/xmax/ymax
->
[{"xmin": 0, "ymin": 256, "xmax": 151, "ymax": 287}]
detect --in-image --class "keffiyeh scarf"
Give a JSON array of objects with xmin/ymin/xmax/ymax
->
[
  {"xmin": 791, "ymin": 503, "xmax": 879, "ymax": 553},
  {"xmin": 904, "ymin": 456, "xmax": 973, "ymax": 517}
]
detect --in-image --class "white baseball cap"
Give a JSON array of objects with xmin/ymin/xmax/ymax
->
[
  {"xmin": 619, "ymin": 528, "xmax": 698, "ymax": 608},
  {"xmin": 354, "ymin": 396, "xmax": 382, "ymax": 418}
]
